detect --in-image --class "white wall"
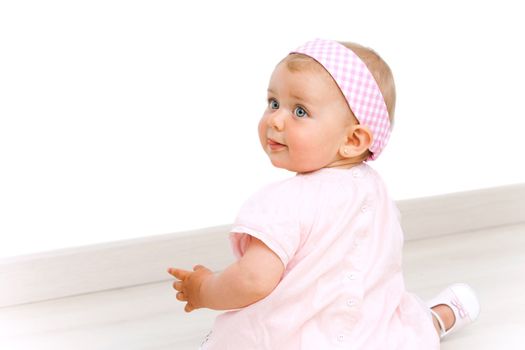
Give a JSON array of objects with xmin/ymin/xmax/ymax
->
[{"xmin": 1, "ymin": 0, "xmax": 524, "ymax": 258}]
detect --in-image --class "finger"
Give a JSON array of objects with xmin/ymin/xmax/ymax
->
[
  {"xmin": 168, "ymin": 268, "xmax": 190, "ymax": 280},
  {"xmin": 193, "ymin": 264, "xmax": 206, "ymax": 271},
  {"xmin": 184, "ymin": 303, "xmax": 194, "ymax": 313},
  {"xmin": 176, "ymin": 292, "xmax": 187, "ymax": 301},
  {"xmin": 172, "ymin": 281, "xmax": 183, "ymax": 291},
  {"xmin": 167, "ymin": 267, "xmax": 184, "ymax": 277}
]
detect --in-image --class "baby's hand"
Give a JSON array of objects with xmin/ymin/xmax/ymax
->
[{"xmin": 167, "ymin": 265, "xmax": 213, "ymax": 312}]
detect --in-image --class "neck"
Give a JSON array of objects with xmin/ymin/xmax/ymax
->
[{"xmin": 324, "ymin": 155, "xmax": 366, "ymax": 170}]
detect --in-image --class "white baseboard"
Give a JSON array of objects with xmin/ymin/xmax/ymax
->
[
  {"xmin": 398, "ymin": 182, "xmax": 525, "ymax": 240},
  {"xmin": 1, "ymin": 183, "xmax": 524, "ymax": 308}
]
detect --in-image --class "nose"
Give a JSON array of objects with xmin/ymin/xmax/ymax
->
[{"xmin": 267, "ymin": 109, "xmax": 285, "ymax": 131}]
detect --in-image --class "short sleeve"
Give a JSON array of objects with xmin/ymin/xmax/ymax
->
[{"xmin": 230, "ymin": 177, "xmax": 303, "ymax": 268}]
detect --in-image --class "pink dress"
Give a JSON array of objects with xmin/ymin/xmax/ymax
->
[{"xmin": 201, "ymin": 163, "xmax": 439, "ymax": 349}]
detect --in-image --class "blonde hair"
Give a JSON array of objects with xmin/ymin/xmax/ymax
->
[
  {"xmin": 283, "ymin": 41, "xmax": 396, "ymax": 160},
  {"xmin": 339, "ymin": 41, "xmax": 396, "ymax": 126}
]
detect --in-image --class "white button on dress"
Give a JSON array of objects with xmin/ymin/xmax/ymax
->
[{"xmin": 346, "ymin": 299, "xmax": 356, "ymax": 307}]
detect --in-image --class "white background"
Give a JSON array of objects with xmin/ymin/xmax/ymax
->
[{"xmin": 1, "ymin": 0, "xmax": 524, "ymax": 258}]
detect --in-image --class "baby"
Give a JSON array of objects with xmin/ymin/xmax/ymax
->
[{"xmin": 168, "ymin": 39, "xmax": 480, "ymax": 349}]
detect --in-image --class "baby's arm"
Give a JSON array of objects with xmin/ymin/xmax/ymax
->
[{"xmin": 168, "ymin": 236, "xmax": 284, "ymax": 312}]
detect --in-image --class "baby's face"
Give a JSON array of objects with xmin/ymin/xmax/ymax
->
[{"xmin": 258, "ymin": 59, "xmax": 355, "ymax": 173}]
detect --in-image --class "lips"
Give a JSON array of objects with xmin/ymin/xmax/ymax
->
[
  {"xmin": 268, "ymin": 138, "xmax": 284, "ymax": 146},
  {"xmin": 267, "ymin": 137, "xmax": 286, "ymax": 151}
]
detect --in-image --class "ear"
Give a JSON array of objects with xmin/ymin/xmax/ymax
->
[{"xmin": 338, "ymin": 125, "xmax": 373, "ymax": 158}]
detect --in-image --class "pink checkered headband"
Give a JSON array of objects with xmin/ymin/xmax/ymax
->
[{"xmin": 290, "ymin": 39, "xmax": 391, "ymax": 161}]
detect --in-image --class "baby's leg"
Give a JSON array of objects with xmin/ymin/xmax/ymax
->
[
  {"xmin": 427, "ymin": 283, "xmax": 480, "ymax": 340},
  {"xmin": 431, "ymin": 304, "xmax": 455, "ymax": 336}
]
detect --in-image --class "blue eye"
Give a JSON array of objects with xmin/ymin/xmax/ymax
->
[
  {"xmin": 269, "ymin": 99, "xmax": 279, "ymax": 109},
  {"xmin": 294, "ymin": 106, "xmax": 308, "ymax": 118}
]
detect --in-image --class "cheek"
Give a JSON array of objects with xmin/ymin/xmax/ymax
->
[
  {"xmin": 257, "ymin": 117, "xmax": 267, "ymax": 146},
  {"xmin": 287, "ymin": 129, "xmax": 318, "ymax": 158},
  {"xmin": 289, "ymin": 128, "xmax": 337, "ymax": 161}
]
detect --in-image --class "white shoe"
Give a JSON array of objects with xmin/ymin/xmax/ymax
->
[{"xmin": 427, "ymin": 283, "xmax": 481, "ymax": 339}]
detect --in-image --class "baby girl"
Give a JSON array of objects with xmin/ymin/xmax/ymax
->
[{"xmin": 168, "ymin": 39, "xmax": 480, "ymax": 349}]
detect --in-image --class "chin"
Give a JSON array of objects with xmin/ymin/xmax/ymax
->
[
  {"xmin": 267, "ymin": 155, "xmax": 318, "ymax": 173},
  {"xmin": 268, "ymin": 158, "xmax": 291, "ymax": 171},
  {"xmin": 270, "ymin": 161, "xmax": 311, "ymax": 173},
  {"xmin": 269, "ymin": 159, "xmax": 285, "ymax": 169}
]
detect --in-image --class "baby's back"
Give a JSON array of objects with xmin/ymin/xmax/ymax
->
[{"xmin": 203, "ymin": 164, "xmax": 439, "ymax": 349}]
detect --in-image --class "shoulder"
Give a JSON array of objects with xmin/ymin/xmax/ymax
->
[
  {"xmin": 245, "ymin": 175, "xmax": 307, "ymax": 207},
  {"xmin": 233, "ymin": 175, "xmax": 309, "ymax": 235}
]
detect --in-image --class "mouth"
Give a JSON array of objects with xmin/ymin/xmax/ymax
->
[{"xmin": 267, "ymin": 137, "xmax": 286, "ymax": 151}]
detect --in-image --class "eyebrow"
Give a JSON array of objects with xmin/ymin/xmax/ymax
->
[{"xmin": 267, "ymin": 88, "xmax": 309, "ymax": 103}]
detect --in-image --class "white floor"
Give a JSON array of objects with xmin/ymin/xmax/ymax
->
[{"xmin": 1, "ymin": 223, "xmax": 524, "ymax": 349}]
